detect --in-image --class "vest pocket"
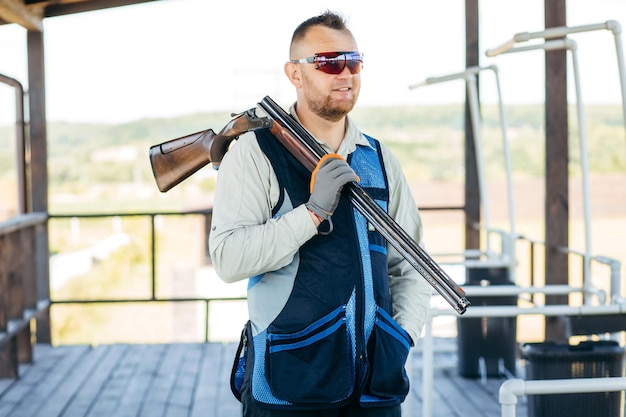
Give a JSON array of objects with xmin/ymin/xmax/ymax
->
[
  {"xmin": 367, "ymin": 307, "xmax": 411, "ymax": 400},
  {"xmin": 266, "ymin": 305, "xmax": 353, "ymax": 404}
]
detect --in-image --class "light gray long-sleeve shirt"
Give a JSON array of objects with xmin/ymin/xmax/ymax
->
[{"xmin": 208, "ymin": 110, "xmax": 432, "ymax": 343}]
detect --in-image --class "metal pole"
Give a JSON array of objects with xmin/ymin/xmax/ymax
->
[
  {"xmin": 0, "ymin": 73, "xmax": 27, "ymax": 214},
  {"xmin": 606, "ymin": 21, "xmax": 626, "ymax": 137},
  {"xmin": 486, "ymin": 38, "xmax": 594, "ymax": 301},
  {"xmin": 410, "ymin": 66, "xmax": 519, "ymax": 260}
]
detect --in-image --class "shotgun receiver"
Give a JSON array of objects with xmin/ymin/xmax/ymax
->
[{"xmin": 149, "ymin": 96, "xmax": 470, "ymax": 314}]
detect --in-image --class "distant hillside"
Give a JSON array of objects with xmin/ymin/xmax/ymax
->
[{"xmin": 0, "ymin": 104, "xmax": 624, "ymax": 207}]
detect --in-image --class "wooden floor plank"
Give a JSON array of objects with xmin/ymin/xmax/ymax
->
[
  {"xmin": 190, "ymin": 343, "xmax": 241, "ymax": 417},
  {"xmin": 215, "ymin": 343, "xmax": 241, "ymax": 417},
  {"xmin": 138, "ymin": 343, "xmax": 186, "ymax": 417},
  {"xmin": 0, "ymin": 345, "xmax": 91, "ymax": 417},
  {"xmin": 165, "ymin": 344, "xmax": 204, "ymax": 416},
  {"xmin": 94, "ymin": 344, "xmax": 151, "ymax": 416},
  {"xmin": 0, "ymin": 342, "xmax": 529, "ymax": 417},
  {"xmin": 189, "ymin": 343, "xmax": 221, "ymax": 417},
  {"xmin": 439, "ymin": 371, "xmax": 502, "ymax": 417},
  {"xmin": 61, "ymin": 344, "xmax": 131, "ymax": 417},
  {"xmin": 34, "ymin": 344, "xmax": 114, "ymax": 417},
  {"xmin": 114, "ymin": 344, "xmax": 168, "ymax": 417}
]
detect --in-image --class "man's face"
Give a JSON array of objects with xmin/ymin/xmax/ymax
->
[{"xmin": 289, "ymin": 26, "xmax": 361, "ymax": 122}]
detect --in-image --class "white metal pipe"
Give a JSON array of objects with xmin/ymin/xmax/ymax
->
[
  {"xmin": 593, "ymin": 256, "xmax": 622, "ymax": 301},
  {"xmin": 429, "ymin": 284, "xmax": 602, "ymax": 301},
  {"xmin": 568, "ymin": 40, "xmax": 594, "ymax": 301},
  {"xmin": 499, "ymin": 377, "xmax": 626, "ymax": 417},
  {"xmin": 494, "ymin": 38, "xmax": 571, "ymax": 55},
  {"xmin": 408, "ymin": 65, "xmax": 494, "ymax": 89},
  {"xmin": 489, "ymin": 65, "xmax": 517, "ymax": 279},
  {"xmin": 486, "ymin": 21, "xmax": 619, "ymax": 57},
  {"xmin": 431, "ymin": 302, "xmax": 626, "ymax": 318},
  {"xmin": 486, "ymin": 19, "xmax": 626, "ymax": 168},
  {"xmin": 438, "ymin": 283, "xmax": 606, "ymax": 304},
  {"xmin": 421, "ymin": 301, "xmax": 626, "ymax": 417},
  {"xmin": 410, "ymin": 65, "xmax": 520, "ymax": 259},
  {"xmin": 483, "ymin": 37, "xmax": 595, "ymax": 300},
  {"xmin": 462, "ymin": 284, "xmax": 583, "ymax": 297},
  {"xmin": 408, "ymin": 67, "xmax": 492, "ymax": 256},
  {"xmin": 606, "ymin": 21, "xmax": 626, "ymax": 136}
]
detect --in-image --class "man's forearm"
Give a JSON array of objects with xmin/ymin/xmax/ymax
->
[{"xmin": 210, "ymin": 205, "xmax": 316, "ymax": 282}]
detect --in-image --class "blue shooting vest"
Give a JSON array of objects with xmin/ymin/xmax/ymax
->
[{"xmin": 230, "ymin": 129, "xmax": 412, "ymax": 410}]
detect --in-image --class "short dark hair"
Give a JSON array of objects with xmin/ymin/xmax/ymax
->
[{"xmin": 289, "ymin": 11, "xmax": 350, "ymax": 56}]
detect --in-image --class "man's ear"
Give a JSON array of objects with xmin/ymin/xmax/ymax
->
[{"xmin": 284, "ymin": 62, "xmax": 303, "ymax": 88}]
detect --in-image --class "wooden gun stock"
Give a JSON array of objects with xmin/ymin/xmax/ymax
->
[
  {"xmin": 149, "ymin": 129, "xmax": 217, "ymax": 192},
  {"xmin": 149, "ymin": 110, "xmax": 270, "ymax": 192}
]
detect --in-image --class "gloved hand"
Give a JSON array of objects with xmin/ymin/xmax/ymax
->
[{"xmin": 306, "ymin": 154, "xmax": 359, "ymax": 220}]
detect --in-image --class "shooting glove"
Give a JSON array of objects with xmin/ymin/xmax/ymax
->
[{"xmin": 306, "ymin": 154, "xmax": 359, "ymax": 220}]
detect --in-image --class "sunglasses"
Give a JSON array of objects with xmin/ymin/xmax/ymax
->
[{"xmin": 291, "ymin": 51, "xmax": 364, "ymax": 75}]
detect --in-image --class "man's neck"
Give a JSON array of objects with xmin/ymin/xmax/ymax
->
[{"xmin": 295, "ymin": 107, "xmax": 347, "ymax": 153}]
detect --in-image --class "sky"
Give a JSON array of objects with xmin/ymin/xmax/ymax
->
[{"xmin": 1, "ymin": 0, "xmax": 626, "ymax": 124}]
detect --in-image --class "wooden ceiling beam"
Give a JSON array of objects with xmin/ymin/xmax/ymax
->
[
  {"xmin": 31, "ymin": 0, "xmax": 158, "ymax": 18},
  {"xmin": 0, "ymin": 0, "xmax": 42, "ymax": 31}
]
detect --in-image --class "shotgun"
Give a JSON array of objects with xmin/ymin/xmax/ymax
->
[{"xmin": 149, "ymin": 96, "xmax": 470, "ymax": 314}]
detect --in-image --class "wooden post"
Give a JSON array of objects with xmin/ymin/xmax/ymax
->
[
  {"xmin": 0, "ymin": 235, "xmax": 18, "ymax": 378},
  {"xmin": 544, "ymin": 0, "xmax": 569, "ymax": 342},
  {"xmin": 464, "ymin": 0, "xmax": 480, "ymax": 256},
  {"xmin": 18, "ymin": 228, "xmax": 35, "ymax": 364},
  {"xmin": 27, "ymin": 29, "xmax": 52, "ymax": 344}
]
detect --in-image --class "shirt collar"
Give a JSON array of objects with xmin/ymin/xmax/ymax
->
[{"xmin": 288, "ymin": 103, "xmax": 374, "ymax": 158}]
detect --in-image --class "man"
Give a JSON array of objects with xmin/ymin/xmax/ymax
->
[{"xmin": 209, "ymin": 10, "xmax": 432, "ymax": 417}]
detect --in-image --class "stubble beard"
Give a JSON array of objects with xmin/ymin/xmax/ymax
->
[
  {"xmin": 308, "ymin": 94, "xmax": 353, "ymax": 122},
  {"xmin": 302, "ymin": 74, "xmax": 356, "ymax": 122}
]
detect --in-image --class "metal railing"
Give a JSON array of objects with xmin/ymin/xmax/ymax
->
[
  {"xmin": 48, "ymin": 209, "xmax": 248, "ymax": 343},
  {"xmin": 414, "ymin": 228, "xmax": 624, "ymax": 417}
]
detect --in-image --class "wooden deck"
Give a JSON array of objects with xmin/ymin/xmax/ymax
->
[{"xmin": 0, "ymin": 339, "xmax": 527, "ymax": 417}]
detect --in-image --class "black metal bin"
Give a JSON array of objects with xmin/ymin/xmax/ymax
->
[
  {"xmin": 522, "ymin": 340, "xmax": 625, "ymax": 417},
  {"xmin": 457, "ymin": 266, "xmax": 517, "ymax": 378}
]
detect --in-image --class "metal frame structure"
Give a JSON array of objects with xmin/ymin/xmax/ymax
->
[
  {"xmin": 409, "ymin": 65, "xmax": 517, "ymax": 277},
  {"xmin": 499, "ymin": 377, "xmax": 626, "ymax": 417},
  {"xmin": 486, "ymin": 20, "xmax": 626, "ymax": 303}
]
